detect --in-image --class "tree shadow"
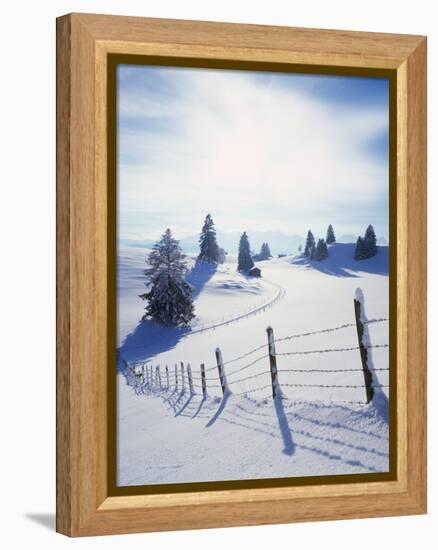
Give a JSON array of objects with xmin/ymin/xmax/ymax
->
[
  {"xmin": 118, "ymin": 320, "xmax": 191, "ymax": 366},
  {"xmin": 186, "ymin": 259, "xmax": 217, "ymax": 299},
  {"xmin": 292, "ymin": 243, "xmax": 388, "ymax": 278}
]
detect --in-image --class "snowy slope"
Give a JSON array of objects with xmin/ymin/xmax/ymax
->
[
  {"xmin": 117, "ymin": 243, "xmax": 390, "ymax": 486},
  {"xmin": 117, "ymin": 378, "xmax": 389, "ymax": 486}
]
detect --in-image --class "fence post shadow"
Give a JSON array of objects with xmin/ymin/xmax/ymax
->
[
  {"xmin": 205, "ymin": 390, "xmax": 231, "ymax": 427},
  {"xmin": 175, "ymin": 393, "xmax": 194, "ymax": 417},
  {"xmin": 274, "ymin": 396, "xmax": 295, "ymax": 456},
  {"xmin": 191, "ymin": 395, "xmax": 207, "ymax": 418}
]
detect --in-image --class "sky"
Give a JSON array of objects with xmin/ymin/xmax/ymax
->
[{"xmin": 117, "ymin": 64, "xmax": 389, "ymax": 244}]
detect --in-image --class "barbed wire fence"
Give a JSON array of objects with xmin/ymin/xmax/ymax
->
[{"xmin": 121, "ymin": 293, "xmax": 389, "ymax": 406}]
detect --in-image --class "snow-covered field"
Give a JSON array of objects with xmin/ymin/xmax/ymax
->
[{"xmin": 116, "ymin": 243, "xmax": 390, "ymax": 486}]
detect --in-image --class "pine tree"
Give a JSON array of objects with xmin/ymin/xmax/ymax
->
[
  {"xmin": 304, "ymin": 230, "xmax": 315, "ymax": 257},
  {"xmin": 140, "ymin": 229, "xmax": 195, "ymax": 326},
  {"xmin": 314, "ymin": 238, "xmax": 329, "ymax": 261},
  {"xmin": 198, "ymin": 213, "xmax": 219, "ymax": 263},
  {"xmin": 238, "ymin": 232, "xmax": 255, "ymax": 272},
  {"xmin": 354, "ymin": 225, "xmax": 378, "ymax": 260},
  {"xmin": 253, "ymin": 242, "xmax": 272, "ymax": 261},
  {"xmin": 354, "ymin": 236, "xmax": 366, "ymax": 260},
  {"xmin": 326, "ymin": 224, "xmax": 336, "ymax": 245},
  {"xmin": 364, "ymin": 224, "xmax": 378, "ymax": 258},
  {"xmin": 262, "ymin": 242, "xmax": 272, "ymax": 259}
]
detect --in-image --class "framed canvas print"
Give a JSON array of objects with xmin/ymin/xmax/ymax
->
[{"xmin": 56, "ymin": 13, "xmax": 427, "ymax": 536}]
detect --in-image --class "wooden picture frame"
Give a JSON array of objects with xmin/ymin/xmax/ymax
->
[{"xmin": 56, "ymin": 13, "xmax": 427, "ymax": 537}]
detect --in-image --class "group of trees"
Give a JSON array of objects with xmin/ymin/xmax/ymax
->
[
  {"xmin": 140, "ymin": 216, "xmax": 378, "ymax": 327},
  {"xmin": 140, "ymin": 213, "xmax": 223, "ymax": 327},
  {"xmin": 303, "ymin": 224, "xmax": 335, "ymax": 261},
  {"xmin": 354, "ymin": 225, "xmax": 378, "ymax": 260},
  {"xmin": 252, "ymin": 242, "xmax": 272, "ymax": 262},
  {"xmin": 237, "ymin": 233, "xmax": 275, "ymax": 271},
  {"xmin": 140, "ymin": 213, "xmax": 236, "ymax": 326}
]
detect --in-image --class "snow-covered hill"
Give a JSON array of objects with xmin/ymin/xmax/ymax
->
[
  {"xmin": 118, "ymin": 379, "xmax": 389, "ymax": 486},
  {"xmin": 116, "ymin": 242, "xmax": 390, "ymax": 486}
]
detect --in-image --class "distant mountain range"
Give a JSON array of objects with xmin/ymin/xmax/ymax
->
[
  {"xmin": 119, "ymin": 230, "xmax": 388, "ymax": 256},
  {"xmin": 119, "ymin": 230, "xmax": 305, "ymax": 256}
]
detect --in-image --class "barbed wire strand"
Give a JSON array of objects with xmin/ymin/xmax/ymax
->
[
  {"xmin": 280, "ymin": 383, "xmax": 389, "ymax": 389},
  {"xmin": 120, "ymin": 318, "xmax": 388, "ymax": 372},
  {"xmin": 276, "ymin": 343, "xmax": 389, "ymax": 357},
  {"xmin": 226, "ymin": 354, "xmax": 270, "ymax": 378},
  {"xmin": 274, "ymin": 317, "xmax": 388, "ymax": 343},
  {"xmin": 277, "ymin": 367, "xmax": 390, "ymax": 373}
]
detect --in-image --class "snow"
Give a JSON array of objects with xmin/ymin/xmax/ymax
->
[
  {"xmin": 117, "ymin": 381, "xmax": 389, "ymax": 486},
  {"xmin": 117, "ymin": 243, "xmax": 390, "ymax": 486}
]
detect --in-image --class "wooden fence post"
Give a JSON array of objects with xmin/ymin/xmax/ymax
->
[
  {"xmin": 354, "ymin": 298, "xmax": 374, "ymax": 403},
  {"xmin": 156, "ymin": 365, "xmax": 161, "ymax": 389},
  {"xmin": 215, "ymin": 348, "xmax": 228, "ymax": 395},
  {"xmin": 180, "ymin": 362, "xmax": 185, "ymax": 392},
  {"xmin": 174, "ymin": 363, "xmax": 178, "ymax": 390},
  {"xmin": 165, "ymin": 365, "xmax": 170, "ymax": 389},
  {"xmin": 187, "ymin": 363, "xmax": 194, "ymax": 395},
  {"xmin": 141, "ymin": 364, "xmax": 146, "ymax": 384},
  {"xmin": 266, "ymin": 326, "xmax": 278, "ymax": 399},
  {"xmin": 200, "ymin": 363, "xmax": 207, "ymax": 397}
]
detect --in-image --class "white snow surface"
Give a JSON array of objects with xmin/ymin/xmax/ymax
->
[{"xmin": 117, "ymin": 243, "xmax": 390, "ymax": 486}]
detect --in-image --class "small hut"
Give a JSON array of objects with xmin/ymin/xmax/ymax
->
[{"xmin": 248, "ymin": 266, "xmax": 262, "ymax": 277}]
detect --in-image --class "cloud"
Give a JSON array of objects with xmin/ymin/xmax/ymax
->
[{"xmin": 117, "ymin": 67, "xmax": 389, "ymax": 240}]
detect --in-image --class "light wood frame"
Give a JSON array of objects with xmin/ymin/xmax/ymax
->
[{"xmin": 56, "ymin": 13, "xmax": 427, "ymax": 537}]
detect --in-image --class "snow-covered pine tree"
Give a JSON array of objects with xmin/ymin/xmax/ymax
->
[
  {"xmin": 354, "ymin": 236, "xmax": 366, "ymax": 260},
  {"xmin": 198, "ymin": 213, "xmax": 219, "ymax": 263},
  {"xmin": 364, "ymin": 224, "xmax": 378, "ymax": 258},
  {"xmin": 237, "ymin": 232, "xmax": 255, "ymax": 272},
  {"xmin": 140, "ymin": 228, "xmax": 195, "ymax": 326},
  {"xmin": 314, "ymin": 238, "xmax": 329, "ymax": 261},
  {"xmin": 326, "ymin": 224, "xmax": 336, "ymax": 245},
  {"xmin": 304, "ymin": 230, "xmax": 315, "ymax": 257}
]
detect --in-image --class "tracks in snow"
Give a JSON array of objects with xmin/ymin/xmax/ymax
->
[{"xmin": 188, "ymin": 278, "xmax": 286, "ymax": 337}]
